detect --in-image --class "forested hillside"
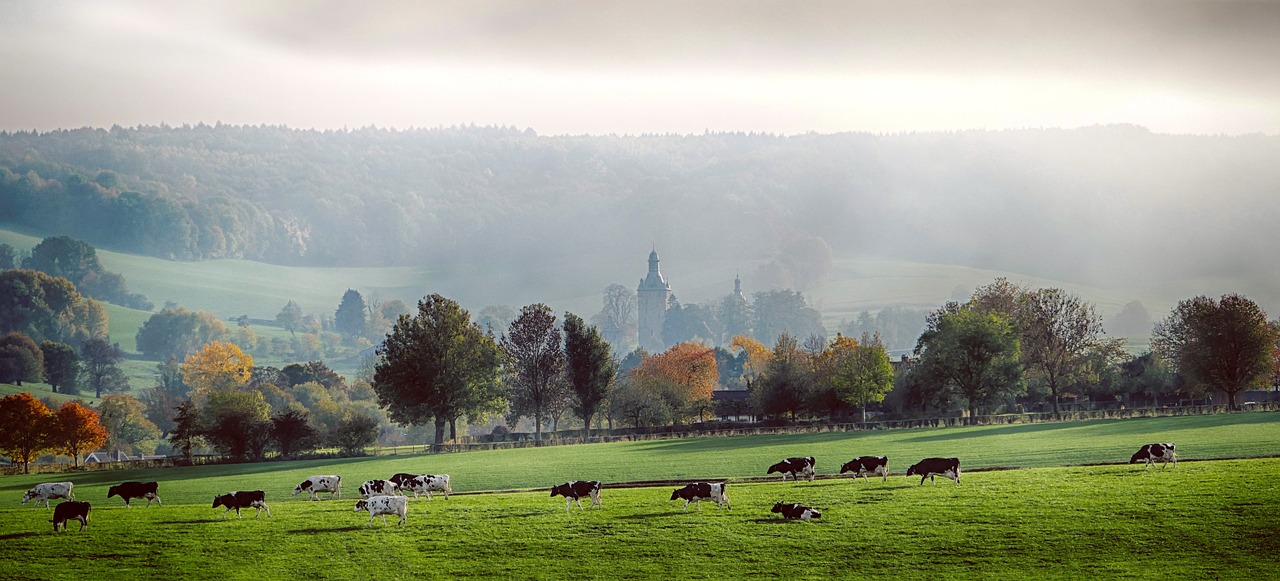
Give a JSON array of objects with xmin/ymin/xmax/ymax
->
[{"xmin": 2, "ymin": 124, "xmax": 1277, "ymax": 295}]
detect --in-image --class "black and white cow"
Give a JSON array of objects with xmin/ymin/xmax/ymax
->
[
  {"xmin": 771, "ymin": 502, "xmax": 821, "ymax": 521},
  {"xmin": 840, "ymin": 456, "xmax": 889, "ymax": 482},
  {"xmin": 906, "ymin": 457, "xmax": 961, "ymax": 485},
  {"xmin": 1130, "ymin": 443, "xmax": 1177, "ymax": 470},
  {"xmin": 550, "ymin": 481, "xmax": 602, "ymax": 512},
  {"xmin": 293, "ymin": 475, "xmax": 341, "ymax": 500},
  {"xmin": 766, "ymin": 457, "xmax": 816, "ymax": 482},
  {"xmin": 107, "ymin": 481, "xmax": 161, "ymax": 508},
  {"xmin": 354, "ymin": 495, "xmax": 408, "ymax": 527},
  {"xmin": 402, "ymin": 474, "xmax": 451, "ymax": 500},
  {"xmin": 51, "ymin": 501, "xmax": 91, "ymax": 532},
  {"xmin": 388, "ymin": 473, "xmax": 419, "ymax": 488},
  {"xmin": 21, "ymin": 482, "xmax": 75, "ymax": 509},
  {"xmin": 357, "ymin": 479, "xmax": 400, "ymax": 498},
  {"xmin": 669, "ymin": 482, "xmax": 731, "ymax": 511},
  {"xmin": 212, "ymin": 490, "xmax": 271, "ymax": 519}
]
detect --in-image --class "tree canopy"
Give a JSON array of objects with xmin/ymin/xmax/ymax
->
[
  {"xmin": 1153, "ymin": 294, "xmax": 1276, "ymax": 408},
  {"xmin": 563, "ymin": 312, "xmax": 615, "ymax": 440},
  {"xmin": 502, "ymin": 304, "xmax": 566, "ymax": 442},
  {"xmin": 914, "ymin": 307, "xmax": 1023, "ymax": 423}
]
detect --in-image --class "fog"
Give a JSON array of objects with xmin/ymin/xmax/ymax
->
[{"xmin": 3, "ymin": 1, "xmax": 1278, "ymax": 135}]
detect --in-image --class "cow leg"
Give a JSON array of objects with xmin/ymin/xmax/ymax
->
[
  {"xmin": 575, "ymin": 497, "xmax": 585, "ymax": 510},
  {"xmin": 565, "ymin": 498, "xmax": 572, "ymax": 512},
  {"xmin": 424, "ymin": 490, "xmax": 430, "ymax": 501},
  {"xmin": 682, "ymin": 499, "xmax": 690, "ymax": 511},
  {"xmin": 78, "ymin": 516, "xmax": 87, "ymax": 531}
]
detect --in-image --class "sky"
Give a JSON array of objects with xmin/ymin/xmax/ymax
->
[{"xmin": 3, "ymin": 0, "xmax": 1279, "ymax": 136}]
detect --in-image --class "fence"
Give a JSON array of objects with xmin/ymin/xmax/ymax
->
[{"xmin": 7, "ymin": 402, "xmax": 1278, "ymax": 475}]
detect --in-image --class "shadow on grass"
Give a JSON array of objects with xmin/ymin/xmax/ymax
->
[
  {"xmin": 747, "ymin": 518, "xmax": 815, "ymax": 524},
  {"xmin": 614, "ymin": 511, "xmax": 687, "ymax": 520},
  {"xmin": 487, "ymin": 511, "xmax": 550, "ymax": 519},
  {"xmin": 155, "ymin": 519, "xmax": 221, "ymax": 525},
  {"xmin": 290, "ymin": 525, "xmax": 364, "ymax": 534},
  {"xmin": 0, "ymin": 532, "xmax": 42, "ymax": 540}
]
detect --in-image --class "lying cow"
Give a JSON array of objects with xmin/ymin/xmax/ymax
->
[
  {"xmin": 906, "ymin": 457, "xmax": 961, "ymax": 485},
  {"xmin": 22, "ymin": 482, "xmax": 74, "ymax": 509},
  {"xmin": 212, "ymin": 490, "xmax": 271, "ymax": 519},
  {"xmin": 669, "ymin": 482, "xmax": 730, "ymax": 511},
  {"xmin": 840, "ymin": 456, "xmax": 889, "ymax": 483},
  {"xmin": 1130, "ymin": 443, "xmax": 1177, "ymax": 470},
  {"xmin": 355, "ymin": 495, "xmax": 408, "ymax": 527},
  {"xmin": 771, "ymin": 502, "xmax": 821, "ymax": 521},
  {"xmin": 402, "ymin": 474, "xmax": 451, "ymax": 500},
  {"xmin": 357, "ymin": 479, "xmax": 400, "ymax": 498},
  {"xmin": 551, "ymin": 480, "xmax": 602, "ymax": 512},
  {"xmin": 107, "ymin": 481, "xmax": 161, "ymax": 508},
  {"xmin": 766, "ymin": 457, "xmax": 816, "ymax": 482},
  {"xmin": 51, "ymin": 501, "xmax": 91, "ymax": 532},
  {"xmin": 293, "ymin": 475, "xmax": 341, "ymax": 500}
]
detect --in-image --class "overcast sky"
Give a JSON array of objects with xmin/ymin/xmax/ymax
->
[{"xmin": 3, "ymin": 0, "xmax": 1278, "ymax": 135}]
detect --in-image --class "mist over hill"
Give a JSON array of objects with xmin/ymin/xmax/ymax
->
[{"xmin": 2, "ymin": 124, "xmax": 1277, "ymax": 313}]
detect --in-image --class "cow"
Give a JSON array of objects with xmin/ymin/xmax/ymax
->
[
  {"xmin": 766, "ymin": 457, "xmax": 816, "ymax": 482},
  {"xmin": 1130, "ymin": 443, "xmax": 1177, "ymax": 470},
  {"xmin": 550, "ymin": 481, "xmax": 602, "ymax": 512},
  {"xmin": 388, "ymin": 473, "xmax": 419, "ymax": 488},
  {"xmin": 402, "ymin": 474, "xmax": 452, "ymax": 500},
  {"xmin": 669, "ymin": 482, "xmax": 730, "ymax": 511},
  {"xmin": 840, "ymin": 456, "xmax": 889, "ymax": 483},
  {"xmin": 21, "ymin": 482, "xmax": 75, "ymax": 509},
  {"xmin": 771, "ymin": 502, "xmax": 821, "ymax": 521},
  {"xmin": 51, "ymin": 501, "xmax": 91, "ymax": 532},
  {"xmin": 212, "ymin": 490, "xmax": 271, "ymax": 519},
  {"xmin": 107, "ymin": 481, "xmax": 161, "ymax": 508},
  {"xmin": 906, "ymin": 457, "xmax": 961, "ymax": 485},
  {"xmin": 293, "ymin": 475, "xmax": 341, "ymax": 500},
  {"xmin": 357, "ymin": 479, "xmax": 400, "ymax": 498},
  {"xmin": 354, "ymin": 495, "xmax": 408, "ymax": 527}
]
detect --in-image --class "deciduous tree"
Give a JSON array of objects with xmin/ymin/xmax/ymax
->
[
  {"xmin": 632, "ymin": 342, "xmax": 719, "ymax": 423},
  {"xmin": 593, "ymin": 284, "xmax": 637, "ymax": 350},
  {"xmin": 270, "ymin": 408, "xmax": 319, "ymax": 458},
  {"xmin": 563, "ymin": 312, "xmax": 615, "ymax": 439},
  {"xmin": 373, "ymin": 294, "xmax": 504, "ymax": 444},
  {"xmin": 1153, "ymin": 294, "xmax": 1276, "ymax": 409},
  {"xmin": 168, "ymin": 399, "xmax": 203, "ymax": 463},
  {"xmin": 0, "ymin": 392, "xmax": 52, "ymax": 473},
  {"xmin": 40, "ymin": 340, "xmax": 79, "ymax": 394},
  {"xmin": 330, "ymin": 412, "xmax": 378, "ymax": 456},
  {"xmin": 181, "ymin": 341, "xmax": 254, "ymax": 395},
  {"xmin": 97, "ymin": 394, "xmax": 160, "ymax": 455},
  {"xmin": 914, "ymin": 308, "xmax": 1023, "ymax": 423},
  {"xmin": 1016, "ymin": 288, "xmax": 1112, "ymax": 419},
  {"xmin": 831, "ymin": 333, "xmax": 895, "ymax": 422},
  {"xmin": 0, "ymin": 269, "xmax": 106, "ymax": 344},
  {"xmin": 503, "ymin": 304, "xmax": 566, "ymax": 441},
  {"xmin": 49, "ymin": 401, "xmax": 107, "ymax": 467},
  {"xmin": 276, "ymin": 300, "xmax": 303, "ymax": 337},
  {"xmin": 136, "ymin": 306, "xmax": 229, "ymax": 359},
  {"xmin": 80, "ymin": 338, "xmax": 128, "ymax": 397},
  {"xmin": 0, "ymin": 332, "xmax": 43, "ymax": 385}
]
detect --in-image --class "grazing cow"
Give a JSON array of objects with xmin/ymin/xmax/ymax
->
[
  {"xmin": 402, "ymin": 474, "xmax": 452, "ymax": 500},
  {"xmin": 771, "ymin": 502, "xmax": 821, "ymax": 521},
  {"xmin": 293, "ymin": 475, "xmax": 341, "ymax": 500},
  {"xmin": 550, "ymin": 481, "xmax": 602, "ymax": 512},
  {"xmin": 1130, "ymin": 443, "xmax": 1177, "ymax": 470},
  {"xmin": 840, "ymin": 456, "xmax": 889, "ymax": 483},
  {"xmin": 906, "ymin": 458, "xmax": 961, "ymax": 485},
  {"xmin": 354, "ymin": 495, "xmax": 408, "ymax": 527},
  {"xmin": 357, "ymin": 479, "xmax": 400, "ymax": 498},
  {"xmin": 21, "ymin": 482, "xmax": 75, "ymax": 509},
  {"xmin": 51, "ymin": 501, "xmax": 91, "ymax": 532},
  {"xmin": 766, "ymin": 457, "xmax": 816, "ymax": 482},
  {"xmin": 107, "ymin": 481, "xmax": 161, "ymax": 508},
  {"xmin": 212, "ymin": 490, "xmax": 271, "ymax": 519},
  {"xmin": 669, "ymin": 482, "xmax": 731, "ymax": 511}
]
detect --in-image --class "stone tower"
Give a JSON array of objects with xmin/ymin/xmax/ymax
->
[{"xmin": 637, "ymin": 248, "xmax": 672, "ymax": 353}]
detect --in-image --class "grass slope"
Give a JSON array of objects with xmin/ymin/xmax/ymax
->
[{"xmin": 1, "ymin": 442, "xmax": 1276, "ymax": 578}]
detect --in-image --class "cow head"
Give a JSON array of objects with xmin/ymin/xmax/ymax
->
[
  {"xmin": 839, "ymin": 460, "xmax": 858, "ymax": 474},
  {"xmin": 354, "ymin": 500, "xmax": 369, "ymax": 512},
  {"xmin": 770, "ymin": 502, "xmax": 785, "ymax": 514},
  {"xmin": 669, "ymin": 488, "xmax": 682, "ymax": 501},
  {"xmin": 905, "ymin": 464, "xmax": 921, "ymax": 477},
  {"xmin": 212, "ymin": 494, "xmax": 232, "ymax": 509},
  {"xmin": 21, "ymin": 491, "xmax": 36, "ymax": 504},
  {"xmin": 550, "ymin": 484, "xmax": 564, "ymax": 498},
  {"xmin": 107, "ymin": 485, "xmax": 120, "ymax": 498}
]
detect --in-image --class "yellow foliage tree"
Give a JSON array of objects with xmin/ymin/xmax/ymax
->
[
  {"xmin": 182, "ymin": 341, "xmax": 254, "ymax": 395},
  {"xmin": 730, "ymin": 335, "xmax": 773, "ymax": 390},
  {"xmin": 634, "ymin": 342, "xmax": 719, "ymax": 422}
]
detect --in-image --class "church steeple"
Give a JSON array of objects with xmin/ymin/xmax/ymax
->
[
  {"xmin": 637, "ymin": 248, "xmax": 672, "ymax": 353},
  {"xmin": 733, "ymin": 272, "xmax": 745, "ymax": 300}
]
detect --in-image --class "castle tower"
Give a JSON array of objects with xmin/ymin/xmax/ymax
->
[
  {"xmin": 734, "ymin": 272, "xmax": 745, "ymax": 301},
  {"xmin": 637, "ymin": 248, "xmax": 672, "ymax": 353}
]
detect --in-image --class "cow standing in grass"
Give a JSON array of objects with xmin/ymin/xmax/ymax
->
[
  {"xmin": 51, "ymin": 501, "xmax": 91, "ymax": 532},
  {"xmin": 212, "ymin": 491, "xmax": 271, "ymax": 519},
  {"xmin": 355, "ymin": 496, "xmax": 408, "ymax": 527},
  {"xmin": 840, "ymin": 456, "xmax": 889, "ymax": 483},
  {"xmin": 1130, "ymin": 443, "xmax": 1177, "ymax": 470},
  {"xmin": 21, "ymin": 482, "xmax": 74, "ymax": 509},
  {"xmin": 767, "ymin": 457, "xmax": 816, "ymax": 482},
  {"xmin": 551, "ymin": 481, "xmax": 602, "ymax": 512},
  {"xmin": 357, "ymin": 479, "xmax": 400, "ymax": 498},
  {"xmin": 107, "ymin": 481, "xmax": 161, "ymax": 507},
  {"xmin": 906, "ymin": 458, "xmax": 961, "ymax": 485},
  {"xmin": 402, "ymin": 474, "xmax": 451, "ymax": 500},
  {"xmin": 293, "ymin": 476, "xmax": 341, "ymax": 500}
]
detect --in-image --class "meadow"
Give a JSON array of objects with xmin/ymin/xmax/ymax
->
[{"xmin": 1, "ymin": 413, "xmax": 1278, "ymax": 579}]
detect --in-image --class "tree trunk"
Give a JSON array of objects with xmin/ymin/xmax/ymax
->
[
  {"xmin": 433, "ymin": 416, "xmax": 446, "ymax": 446},
  {"xmin": 583, "ymin": 412, "xmax": 592, "ymax": 441},
  {"xmin": 534, "ymin": 412, "xmax": 543, "ymax": 442},
  {"xmin": 1051, "ymin": 391, "xmax": 1061, "ymax": 421},
  {"xmin": 449, "ymin": 417, "xmax": 458, "ymax": 442}
]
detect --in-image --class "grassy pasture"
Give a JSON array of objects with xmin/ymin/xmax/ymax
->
[{"xmin": 1, "ymin": 414, "xmax": 1279, "ymax": 579}]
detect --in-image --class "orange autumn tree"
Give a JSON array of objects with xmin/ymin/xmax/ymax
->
[
  {"xmin": 50, "ymin": 401, "xmax": 107, "ymax": 467},
  {"xmin": 181, "ymin": 341, "xmax": 254, "ymax": 395},
  {"xmin": 633, "ymin": 342, "xmax": 719, "ymax": 423},
  {"xmin": 0, "ymin": 392, "xmax": 53, "ymax": 474},
  {"xmin": 730, "ymin": 335, "xmax": 772, "ymax": 390}
]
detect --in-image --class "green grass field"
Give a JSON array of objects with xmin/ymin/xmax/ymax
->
[{"xmin": 1, "ymin": 413, "xmax": 1278, "ymax": 579}]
